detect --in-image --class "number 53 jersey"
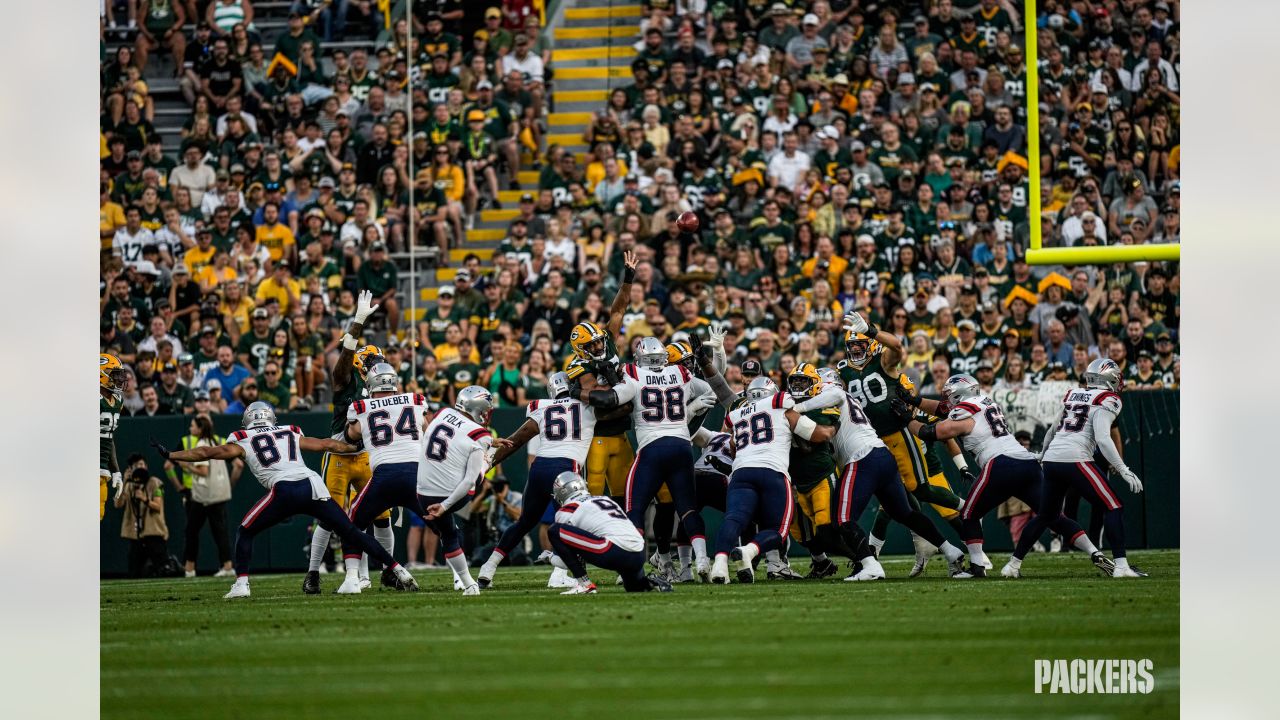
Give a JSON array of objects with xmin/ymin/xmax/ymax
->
[
  {"xmin": 526, "ymin": 397, "xmax": 597, "ymax": 466},
  {"xmin": 946, "ymin": 394, "xmax": 1034, "ymax": 468},
  {"xmin": 230, "ymin": 425, "xmax": 329, "ymax": 498},
  {"xmin": 347, "ymin": 393, "xmax": 429, "ymax": 471},
  {"xmin": 1042, "ymin": 387, "xmax": 1123, "ymax": 463}
]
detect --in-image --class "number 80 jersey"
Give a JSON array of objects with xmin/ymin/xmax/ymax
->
[
  {"xmin": 230, "ymin": 425, "xmax": 328, "ymax": 497},
  {"xmin": 348, "ymin": 393, "xmax": 428, "ymax": 471},
  {"xmin": 946, "ymin": 394, "xmax": 1034, "ymax": 468}
]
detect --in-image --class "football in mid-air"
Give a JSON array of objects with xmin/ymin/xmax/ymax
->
[{"xmin": 676, "ymin": 211, "xmax": 700, "ymax": 233}]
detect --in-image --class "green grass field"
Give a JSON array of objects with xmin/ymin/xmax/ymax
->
[{"xmin": 102, "ymin": 550, "xmax": 1178, "ymax": 720}]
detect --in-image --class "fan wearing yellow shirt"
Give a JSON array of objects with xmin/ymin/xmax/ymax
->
[
  {"xmin": 183, "ymin": 229, "xmax": 218, "ymax": 275},
  {"xmin": 100, "ymin": 184, "xmax": 126, "ymax": 252},
  {"xmin": 800, "ymin": 237, "xmax": 849, "ymax": 289},
  {"xmin": 196, "ymin": 250, "xmax": 239, "ymax": 292},
  {"xmin": 255, "ymin": 264, "xmax": 302, "ymax": 315},
  {"xmin": 219, "ymin": 280, "xmax": 255, "ymax": 343},
  {"xmin": 431, "ymin": 323, "xmax": 480, "ymax": 367},
  {"xmin": 255, "ymin": 202, "xmax": 297, "ymax": 267}
]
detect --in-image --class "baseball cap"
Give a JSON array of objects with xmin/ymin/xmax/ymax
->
[
  {"xmin": 957, "ymin": 319, "xmax": 977, "ymax": 331},
  {"xmin": 898, "ymin": 72, "xmax": 916, "ymax": 86},
  {"xmin": 455, "ymin": 268, "xmax": 472, "ymax": 281},
  {"xmin": 215, "ymin": 169, "xmax": 230, "ymax": 181},
  {"xmin": 200, "ymin": 325, "xmax": 217, "ymax": 336},
  {"xmin": 830, "ymin": 73, "xmax": 850, "ymax": 86},
  {"xmin": 370, "ymin": 241, "xmax": 387, "ymax": 251},
  {"xmin": 134, "ymin": 260, "xmax": 160, "ymax": 277},
  {"xmin": 439, "ymin": 284, "xmax": 456, "ymax": 296},
  {"xmin": 467, "ymin": 109, "xmax": 487, "ymax": 122},
  {"xmin": 476, "ymin": 80, "xmax": 494, "ymax": 91},
  {"xmin": 178, "ymin": 353, "xmax": 195, "ymax": 365},
  {"xmin": 252, "ymin": 308, "xmax": 269, "ymax": 319},
  {"xmin": 205, "ymin": 378, "xmax": 222, "ymax": 391},
  {"xmin": 802, "ymin": 13, "xmax": 819, "ymax": 25},
  {"xmin": 520, "ymin": 192, "xmax": 535, "ymax": 202},
  {"xmin": 849, "ymin": 140, "xmax": 866, "ymax": 152},
  {"xmin": 318, "ymin": 176, "xmax": 336, "ymax": 188},
  {"xmin": 855, "ymin": 233, "xmax": 876, "ymax": 246},
  {"xmin": 485, "ymin": 7, "xmax": 501, "ymax": 19},
  {"xmin": 976, "ymin": 359, "xmax": 994, "ymax": 370},
  {"xmin": 740, "ymin": 359, "xmax": 763, "ymax": 376},
  {"xmin": 229, "ymin": 163, "xmax": 246, "ymax": 174},
  {"xmin": 193, "ymin": 389, "xmax": 211, "ymax": 401},
  {"xmin": 717, "ymin": 58, "xmax": 735, "ymax": 70},
  {"xmin": 980, "ymin": 301, "xmax": 997, "ymax": 313},
  {"xmin": 171, "ymin": 264, "xmax": 190, "ymax": 275},
  {"xmin": 584, "ymin": 262, "xmax": 601, "ymax": 274}
]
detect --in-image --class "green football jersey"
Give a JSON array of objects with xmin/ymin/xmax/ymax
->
[
  {"xmin": 837, "ymin": 352, "xmax": 908, "ymax": 436},
  {"xmin": 100, "ymin": 396, "xmax": 121, "ymax": 472},
  {"xmin": 566, "ymin": 336, "xmax": 628, "ymax": 437},
  {"xmin": 788, "ymin": 407, "xmax": 840, "ymax": 491},
  {"xmin": 330, "ymin": 373, "xmax": 366, "ymax": 439}
]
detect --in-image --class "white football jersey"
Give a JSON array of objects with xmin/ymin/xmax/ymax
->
[
  {"xmin": 555, "ymin": 495, "xmax": 645, "ymax": 552},
  {"xmin": 229, "ymin": 425, "xmax": 328, "ymax": 499},
  {"xmin": 1042, "ymin": 387, "xmax": 1123, "ymax": 463},
  {"xmin": 417, "ymin": 407, "xmax": 493, "ymax": 497},
  {"xmin": 724, "ymin": 392, "xmax": 794, "ymax": 474},
  {"xmin": 693, "ymin": 431, "xmax": 734, "ymax": 475},
  {"xmin": 612, "ymin": 364, "xmax": 711, "ymax": 450},
  {"xmin": 347, "ymin": 392, "xmax": 429, "ymax": 471},
  {"xmin": 831, "ymin": 391, "xmax": 886, "ymax": 467},
  {"xmin": 525, "ymin": 397, "xmax": 596, "ymax": 465},
  {"xmin": 947, "ymin": 394, "xmax": 1035, "ymax": 468}
]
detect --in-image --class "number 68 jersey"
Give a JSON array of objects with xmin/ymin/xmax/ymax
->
[
  {"xmin": 230, "ymin": 425, "xmax": 329, "ymax": 498},
  {"xmin": 724, "ymin": 392, "xmax": 795, "ymax": 474},
  {"xmin": 946, "ymin": 395, "xmax": 1034, "ymax": 468}
]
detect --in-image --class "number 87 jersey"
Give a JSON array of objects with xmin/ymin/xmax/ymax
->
[{"xmin": 230, "ymin": 425, "xmax": 326, "ymax": 494}]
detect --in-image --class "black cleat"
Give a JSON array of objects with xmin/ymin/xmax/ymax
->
[
  {"xmin": 302, "ymin": 571, "xmax": 321, "ymax": 595},
  {"xmin": 381, "ymin": 567, "xmax": 399, "ymax": 589},
  {"xmin": 806, "ymin": 558, "xmax": 838, "ymax": 579},
  {"xmin": 646, "ymin": 573, "xmax": 674, "ymax": 592},
  {"xmin": 1090, "ymin": 552, "xmax": 1117, "ymax": 575},
  {"xmin": 967, "ymin": 565, "xmax": 988, "ymax": 578}
]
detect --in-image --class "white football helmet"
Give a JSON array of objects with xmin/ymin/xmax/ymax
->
[
  {"xmin": 745, "ymin": 376, "xmax": 778, "ymax": 401},
  {"xmin": 455, "ymin": 386, "xmax": 496, "ymax": 424},
  {"xmin": 636, "ymin": 336, "xmax": 668, "ymax": 370},
  {"xmin": 366, "ymin": 363, "xmax": 400, "ymax": 393},
  {"xmin": 941, "ymin": 373, "xmax": 981, "ymax": 403},
  {"xmin": 548, "ymin": 371, "xmax": 571, "ymax": 399}
]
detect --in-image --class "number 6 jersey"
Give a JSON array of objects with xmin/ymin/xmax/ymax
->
[
  {"xmin": 946, "ymin": 394, "xmax": 1035, "ymax": 468},
  {"xmin": 230, "ymin": 425, "xmax": 329, "ymax": 498},
  {"xmin": 347, "ymin": 393, "xmax": 428, "ymax": 471},
  {"xmin": 526, "ymin": 397, "xmax": 596, "ymax": 466},
  {"xmin": 417, "ymin": 407, "xmax": 493, "ymax": 498}
]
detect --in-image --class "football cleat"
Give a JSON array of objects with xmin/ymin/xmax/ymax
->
[
  {"xmin": 547, "ymin": 566, "xmax": 578, "ymax": 588},
  {"xmin": 845, "ymin": 557, "xmax": 885, "ymax": 581},
  {"xmin": 381, "ymin": 567, "xmax": 401, "ymax": 589},
  {"xmin": 766, "ymin": 561, "xmax": 804, "ymax": 580},
  {"xmin": 1091, "ymin": 552, "xmax": 1117, "ymax": 575},
  {"xmin": 1049, "ymin": 536, "xmax": 1063, "ymax": 553},
  {"xmin": 302, "ymin": 571, "xmax": 321, "ymax": 595},
  {"xmin": 561, "ymin": 580, "xmax": 598, "ymax": 595},
  {"xmin": 908, "ymin": 534, "xmax": 937, "ymax": 577},
  {"xmin": 185, "ymin": 570, "xmax": 196, "ymax": 578},
  {"xmin": 674, "ymin": 564, "xmax": 694, "ymax": 583},
  {"xmin": 967, "ymin": 564, "xmax": 988, "ymax": 578},
  {"xmin": 1000, "ymin": 562, "xmax": 1021, "ymax": 579},
  {"xmin": 729, "ymin": 547, "xmax": 755, "ymax": 584},
  {"xmin": 462, "ymin": 583, "xmax": 481, "ymax": 596},
  {"xmin": 948, "ymin": 555, "xmax": 973, "ymax": 579},
  {"xmin": 336, "ymin": 577, "xmax": 363, "ymax": 594},
  {"xmin": 477, "ymin": 564, "xmax": 496, "ymax": 588},
  {"xmin": 214, "ymin": 567, "xmax": 235, "ymax": 578},
  {"xmin": 536, "ymin": 549, "xmax": 556, "ymax": 564},
  {"xmin": 806, "ymin": 557, "xmax": 838, "ymax": 579},
  {"xmin": 695, "ymin": 557, "xmax": 711, "ymax": 583},
  {"xmin": 1113, "ymin": 565, "xmax": 1148, "ymax": 578},
  {"xmin": 358, "ymin": 578, "xmax": 372, "ymax": 590},
  {"xmin": 973, "ymin": 551, "xmax": 993, "ymax": 570},
  {"xmin": 646, "ymin": 573, "xmax": 674, "ymax": 592},
  {"xmin": 648, "ymin": 551, "xmax": 675, "ymax": 582},
  {"xmin": 709, "ymin": 554, "xmax": 730, "ymax": 584},
  {"xmin": 224, "ymin": 581, "xmax": 250, "ymax": 599}
]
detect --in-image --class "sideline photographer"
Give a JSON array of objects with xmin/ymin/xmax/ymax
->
[{"xmin": 114, "ymin": 454, "xmax": 171, "ymax": 578}]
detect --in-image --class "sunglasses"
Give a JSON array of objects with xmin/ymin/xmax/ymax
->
[{"xmin": 265, "ymin": 371, "xmax": 280, "ymax": 376}]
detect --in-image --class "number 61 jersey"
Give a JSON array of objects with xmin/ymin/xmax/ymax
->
[
  {"xmin": 946, "ymin": 394, "xmax": 1034, "ymax": 468},
  {"xmin": 347, "ymin": 393, "xmax": 428, "ymax": 471},
  {"xmin": 526, "ymin": 397, "xmax": 596, "ymax": 466},
  {"xmin": 230, "ymin": 425, "xmax": 329, "ymax": 498},
  {"xmin": 724, "ymin": 392, "xmax": 795, "ymax": 474}
]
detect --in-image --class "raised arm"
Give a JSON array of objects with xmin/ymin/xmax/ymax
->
[
  {"xmin": 843, "ymin": 311, "xmax": 903, "ymax": 373},
  {"xmin": 332, "ymin": 289, "xmax": 379, "ymax": 388},
  {"xmin": 689, "ymin": 333, "xmax": 736, "ymax": 409},
  {"xmin": 606, "ymin": 250, "xmax": 638, "ymax": 337}
]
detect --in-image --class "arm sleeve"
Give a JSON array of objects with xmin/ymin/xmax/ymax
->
[
  {"xmin": 1091, "ymin": 409, "xmax": 1127, "ymax": 473},
  {"xmin": 1038, "ymin": 420, "xmax": 1058, "ymax": 460},
  {"xmin": 792, "ymin": 384, "xmax": 843, "ymax": 413},
  {"xmin": 611, "ymin": 375, "xmax": 639, "ymax": 405},
  {"xmin": 711, "ymin": 343, "xmax": 727, "ymax": 375},
  {"xmin": 441, "ymin": 445, "xmax": 486, "ymax": 509},
  {"xmin": 701, "ymin": 371, "xmax": 738, "ymax": 409}
]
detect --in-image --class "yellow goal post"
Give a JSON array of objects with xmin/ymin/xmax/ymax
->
[{"xmin": 1022, "ymin": 0, "xmax": 1180, "ymax": 265}]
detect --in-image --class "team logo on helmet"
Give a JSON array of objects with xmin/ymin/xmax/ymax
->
[
  {"xmin": 354, "ymin": 345, "xmax": 385, "ymax": 378},
  {"xmin": 100, "ymin": 353, "xmax": 129, "ymax": 400},
  {"xmin": 569, "ymin": 322, "xmax": 609, "ymax": 362}
]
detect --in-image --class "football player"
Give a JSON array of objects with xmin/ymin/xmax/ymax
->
[
  {"xmin": 1003, "ymin": 359, "xmax": 1146, "ymax": 578},
  {"xmin": 672, "ymin": 427, "xmax": 734, "ymax": 582},
  {"xmin": 839, "ymin": 312, "xmax": 972, "ymax": 561},
  {"xmin": 711, "ymin": 377, "xmax": 837, "ymax": 584},
  {"xmin": 780, "ymin": 364, "xmax": 844, "ymax": 581},
  {"xmin": 420, "ymin": 386, "xmax": 500, "ymax": 594},
  {"xmin": 304, "ymin": 290, "xmax": 387, "ymax": 594},
  {"xmin": 340, "ymin": 364, "xmax": 436, "ymax": 593},
  {"xmin": 580, "ymin": 336, "xmax": 730, "ymax": 580},
  {"xmin": 903, "ymin": 373, "xmax": 1114, "ymax": 578},
  {"xmin": 152, "ymin": 402, "xmax": 418, "ymax": 598},
  {"xmin": 100, "ymin": 354, "xmax": 128, "ymax": 520},
  {"xmin": 565, "ymin": 251, "xmax": 639, "ymax": 507},
  {"xmin": 790, "ymin": 368, "xmax": 973, "ymax": 580},
  {"xmin": 477, "ymin": 372, "xmax": 597, "ymax": 588},
  {"xmin": 543, "ymin": 472, "xmax": 674, "ymax": 595}
]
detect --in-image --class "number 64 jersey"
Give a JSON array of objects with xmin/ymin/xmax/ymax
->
[
  {"xmin": 946, "ymin": 395, "xmax": 1034, "ymax": 468},
  {"xmin": 347, "ymin": 393, "xmax": 428, "ymax": 471},
  {"xmin": 230, "ymin": 425, "xmax": 329, "ymax": 499}
]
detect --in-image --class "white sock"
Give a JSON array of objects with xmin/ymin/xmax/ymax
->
[
  {"xmin": 1007, "ymin": 556, "xmax": 1023, "ymax": 569},
  {"xmin": 233, "ymin": 575, "xmax": 249, "ymax": 587},
  {"xmin": 939, "ymin": 541, "xmax": 962, "ymax": 562},
  {"xmin": 308, "ymin": 528, "xmax": 331, "ymax": 572},
  {"xmin": 481, "ymin": 550, "xmax": 502, "ymax": 575},
  {"xmin": 742, "ymin": 543, "xmax": 760, "ymax": 564},
  {"xmin": 676, "ymin": 545, "xmax": 693, "ymax": 568},
  {"xmin": 374, "ymin": 524, "xmax": 395, "ymax": 557},
  {"xmin": 966, "ymin": 541, "xmax": 985, "ymax": 564},
  {"xmin": 446, "ymin": 551, "xmax": 474, "ymax": 588},
  {"xmin": 344, "ymin": 556, "xmax": 360, "ymax": 581},
  {"xmin": 868, "ymin": 534, "xmax": 885, "ymax": 551},
  {"xmin": 1114, "ymin": 556, "xmax": 1130, "ymax": 570},
  {"xmin": 764, "ymin": 548, "xmax": 780, "ymax": 564},
  {"xmin": 359, "ymin": 553, "xmax": 369, "ymax": 581},
  {"xmin": 690, "ymin": 537, "xmax": 707, "ymax": 562},
  {"xmin": 1072, "ymin": 533, "xmax": 1100, "ymax": 555}
]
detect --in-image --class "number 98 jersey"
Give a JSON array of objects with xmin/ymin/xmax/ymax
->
[
  {"xmin": 946, "ymin": 394, "xmax": 1035, "ymax": 468},
  {"xmin": 613, "ymin": 364, "xmax": 712, "ymax": 451},
  {"xmin": 347, "ymin": 393, "xmax": 428, "ymax": 471},
  {"xmin": 230, "ymin": 425, "xmax": 328, "ymax": 497},
  {"xmin": 724, "ymin": 392, "xmax": 795, "ymax": 474}
]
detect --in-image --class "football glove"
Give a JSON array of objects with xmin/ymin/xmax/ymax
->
[
  {"xmin": 110, "ymin": 472, "xmax": 123, "ymax": 492},
  {"xmin": 896, "ymin": 383, "xmax": 922, "ymax": 407},
  {"xmin": 1119, "ymin": 467, "xmax": 1144, "ymax": 494},
  {"xmin": 354, "ymin": 289, "xmax": 378, "ymax": 324},
  {"xmin": 842, "ymin": 311, "xmax": 868, "ymax": 335},
  {"xmin": 706, "ymin": 325, "xmax": 726, "ymax": 349},
  {"xmin": 960, "ymin": 470, "xmax": 979, "ymax": 488},
  {"xmin": 688, "ymin": 393, "xmax": 716, "ymax": 416},
  {"xmin": 149, "ymin": 438, "xmax": 172, "ymax": 460},
  {"xmin": 889, "ymin": 397, "xmax": 915, "ymax": 423}
]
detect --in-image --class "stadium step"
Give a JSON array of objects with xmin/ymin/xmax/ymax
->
[
  {"xmin": 549, "ymin": 112, "xmax": 594, "ymax": 126},
  {"xmin": 551, "ymin": 46, "xmax": 636, "ymax": 62},
  {"xmin": 553, "ymin": 25, "xmax": 638, "ymax": 40},
  {"xmin": 564, "ymin": 5, "xmax": 641, "ymax": 19},
  {"xmin": 553, "ymin": 66, "xmax": 632, "ymax": 80},
  {"xmin": 553, "ymin": 88, "xmax": 609, "ymax": 104}
]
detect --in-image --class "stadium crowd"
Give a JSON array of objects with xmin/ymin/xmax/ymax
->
[{"xmin": 100, "ymin": 0, "xmax": 1180, "ymax": 427}]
